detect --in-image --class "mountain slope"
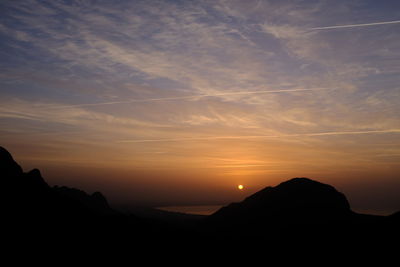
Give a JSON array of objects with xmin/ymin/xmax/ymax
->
[
  {"xmin": 2, "ymin": 146, "xmax": 399, "ymax": 254},
  {"xmin": 209, "ymin": 177, "xmax": 353, "ymax": 225},
  {"xmin": 2, "ymin": 146, "xmax": 116, "ymax": 219},
  {"xmin": 1, "ymin": 146, "xmax": 151, "ymax": 245},
  {"xmin": 204, "ymin": 177, "xmax": 394, "ymax": 243}
]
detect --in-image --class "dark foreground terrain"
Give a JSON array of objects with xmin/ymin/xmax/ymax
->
[{"xmin": 2, "ymin": 146, "xmax": 399, "ymax": 259}]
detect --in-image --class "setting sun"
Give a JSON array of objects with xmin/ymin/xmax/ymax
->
[
  {"xmin": 1, "ymin": 0, "xmax": 399, "ymax": 223},
  {"xmin": 0, "ymin": 0, "xmax": 399, "ymax": 256}
]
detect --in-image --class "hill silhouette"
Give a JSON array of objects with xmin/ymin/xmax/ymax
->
[
  {"xmin": 1, "ymin": 146, "xmax": 158, "ymax": 250},
  {"xmin": 3, "ymin": 146, "xmax": 116, "ymax": 219},
  {"xmin": 209, "ymin": 177, "xmax": 352, "ymax": 224},
  {"xmin": 2, "ymin": 146, "xmax": 399, "ymax": 256},
  {"xmin": 203, "ymin": 179, "xmax": 400, "ymax": 254}
]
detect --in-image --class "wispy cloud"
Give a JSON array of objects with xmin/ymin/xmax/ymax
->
[
  {"xmin": 117, "ymin": 129, "xmax": 400, "ymax": 143},
  {"xmin": 0, "ymin": 99, "xmax": 172, "ymax": 129},
  {"xmin": 310, "ymin": 20, "xmax": 400, "ymax": 30},
  {"xmin": 1, "ymin": 0, "xmax": 400, "ymax": 203},
  {"xmin": 37, "ymin": 87, "xmax": 330, "ymax": 109}
]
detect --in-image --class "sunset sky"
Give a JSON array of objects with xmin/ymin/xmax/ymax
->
[{"xmin": 1, "ymin": 0, "xmax": 399, "ymax": 214}]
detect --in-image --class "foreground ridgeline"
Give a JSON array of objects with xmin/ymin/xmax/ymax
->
[{"xmin": 1, "ymin": 146, "xmax": 399, "ymax": 256}]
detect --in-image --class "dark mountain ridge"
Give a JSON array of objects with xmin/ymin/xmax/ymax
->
[
  {"xmin": 205, "ymin": 177, "xmax": 395, "ymax": 243},
  {"xmin": 2, "ymin": 146, "xmax": 399, "ymax": 255},
  {"xmin": 210, "ymin": 177, "xmax": 352, "ymax": 221}
]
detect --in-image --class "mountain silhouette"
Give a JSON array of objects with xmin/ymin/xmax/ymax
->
[
  {"xmin": 390, "ymin": 211, "xmax": 400, "ymax": 222},
  {"xmin": 209, "ymin": 177, "xmax": 352, "ymax": 224},
  {"xmin": 205, "ymin": 177, "xmax": 400, "ymax": 245},
  {"xmin": 1, "ymin": 146, "xmax": 155, "ymax": 250},
  {"xmin": 0, "ymin": 146, "xmax": 23, "ymax": 176},
  {"xmin": 2, "ymin": 146, "xmax": 207, "ymax": 255},
  {"xmin": 2, "ymin": 146, "xmax": 399, "ymax": 256},
  {"xmin": 2, "ymin": 146, "xmax": 115, "ymax": 219},
  {"xmin": 52, "ymin": 186, "xmax": 116, "ymax": 215}
]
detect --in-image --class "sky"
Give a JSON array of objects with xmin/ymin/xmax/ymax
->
[{"xmin": 1, "ymin": 0, "xmax": 400, "ymax": 214}]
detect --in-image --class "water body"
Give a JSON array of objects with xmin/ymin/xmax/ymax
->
[{"xmin": 157, "ymin": 205, "xmax": 224, "ymax": 215}]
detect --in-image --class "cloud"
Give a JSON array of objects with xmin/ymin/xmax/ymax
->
[
  {"xmin": 0, "ymin": 98, "xmax": 172, "ymax": 129},
  {"xmin": 1, "ymin": 1, "xmax": 400, "ymax": 167},
  {"xmin": 36, "ymin": 87, "xmax": 331, "ymax": 109},
  {"xmin": 117, "ymin": 129, "xmax": 400, "ymax": 143},
  {"xmin": 261, "ymin": 24, "xmax": 305, "ymax": 39},
  {"xmin": 310, "ymin": 20, "xmax": 400, "ymax": 30},
  {"xmin": 259, "ymin": 22, "xmax": 332, "ymax": 66},
  {"xmin": 171, "ymin": 111, "xmax": 260, "ymax": 128},
  {"xmin": 0, "ymin": 0, "xmax": 284, "ymax": 105}
]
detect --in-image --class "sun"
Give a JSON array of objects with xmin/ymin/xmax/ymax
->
[{"xmin": 238, "ymin": 184, "xmax": 244, "ymax": 190}]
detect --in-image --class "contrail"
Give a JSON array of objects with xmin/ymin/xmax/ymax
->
[
  {"xmin": 39, "ymin": 87, "xmax": 329, "ymax": 109},
  {"xmin": 310, "ymin": 20, "xmax": 400, "ymax": 30},
  {"xmin": 118, "ymin": 129, "xmax": 400, "ymax": 143}
]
